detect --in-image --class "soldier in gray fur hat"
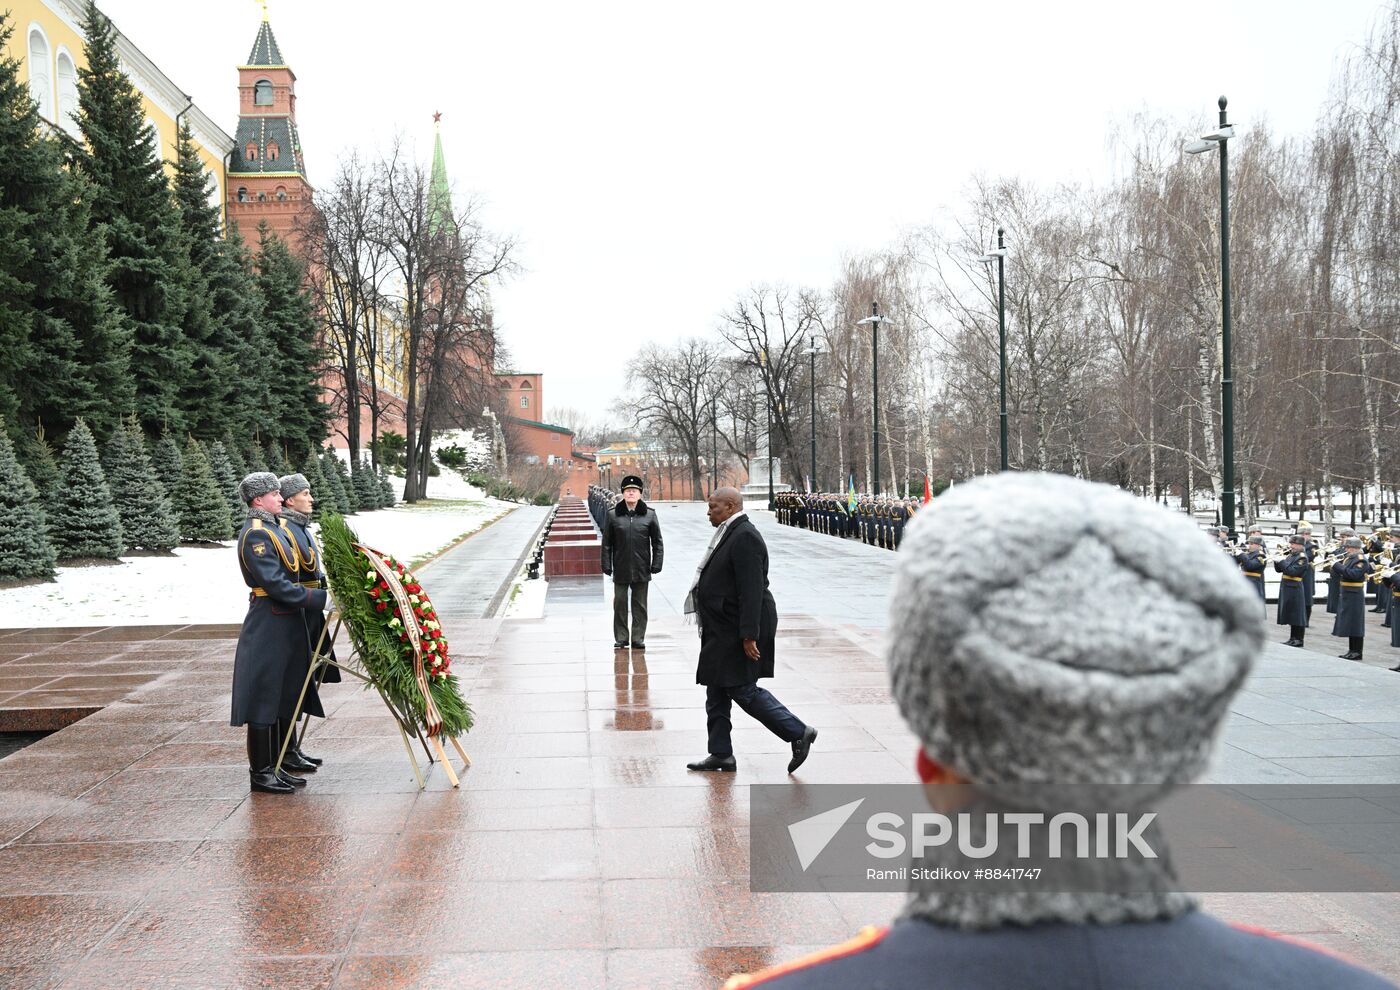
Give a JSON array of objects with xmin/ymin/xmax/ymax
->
[
  {"xmin": 731, "ymin": 473, "xmax": 1394, "ymax": 990},
  {"xmin": 276, "ymin": 472, "xmax": 338, "ymax": 769},
  {"xmin": 230, "ymin": 472, "xmax": 328, "ymax": 794}
]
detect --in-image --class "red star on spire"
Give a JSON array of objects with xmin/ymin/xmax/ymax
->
[{"xmin": 433, "ymin": 111, "xmax": 442, "ymax": 124}]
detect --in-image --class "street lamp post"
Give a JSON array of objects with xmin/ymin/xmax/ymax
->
[
  {"xmin": 857, "ymin": 303, "xmax": 891, "ymax": 496},
  {"xmin": 760, "ymin": 350, "xmax": 775, "ymax": 511},
  {"xmin": 806, "ymin": 337, "xmax": 823, "ymax": 491},
  {"xmin": 710, "ymin": 397, "xmax": 718, "ymax": 492},
  {"xmin": 1186, "ymin": 96, "xmax": 1236, "ymax": 537},
  {"xmin": 977, "ymin": 229, "xmax": 1009, "ymax": 471}
]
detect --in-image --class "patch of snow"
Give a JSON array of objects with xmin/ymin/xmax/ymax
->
[
  {"xmin": 0, "ymin": 500, "xmax": 516, "ymax": 627},
  {"xmin": 503, "ymin": 570, "xmax": 548, "ymax": 619}
]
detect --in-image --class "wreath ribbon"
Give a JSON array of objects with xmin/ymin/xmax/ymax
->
[{"xmin": 356, "ymin": 542, "xmax": 444, "ymax": 738}]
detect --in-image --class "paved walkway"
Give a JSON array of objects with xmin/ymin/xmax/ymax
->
[{"xmin": 2, "ymin": 508, "xmax": 1400, "ymax": 986}]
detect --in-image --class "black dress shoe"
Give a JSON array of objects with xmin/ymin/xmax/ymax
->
[
  {"xmin": 1283, "ymin": 639, "xmax": 1299, "ymax": 647},
  {"xmin": 613, "ymin": 642, "xmax": 628, "ymax": 650},
  {"xmin": 250, "ymin": 770, "xmax": 294, "ymax": 794},
  {"xmin": 686, "ymin": 754, "xmax": 737, "ymax": 772},
  {"xmin": 1340, "ymin": 652, "xmax": 1362, "ymax": 660},
  {"xmin": 788, "ymin": 726, "xmax": 818, "ymax": 774},
  {"xmin": 630, "ymin": 642, "xmax": 645, "ymax": 650},
  {"xmin": 276, "ymin": 768, "xmax": 308, "ymax": 788},
  {"xmin": 280, "ymin": 750, "xmax": 318, "ymax": 773},
  {"xmin": 296, "ymin": 749, "xmax": 323, "ymax": 767}
]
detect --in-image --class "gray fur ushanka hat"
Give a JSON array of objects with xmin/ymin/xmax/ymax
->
[
  {"xmin": 279, "ymin": 473, "xmax": 310, "ymax": 501},
  {"xmin": 886, "ymin": 472, "xmax": 1262, "ymax": 807},
  {"xmin": 238, "ymin": 471, "xmax": 280, "ymax": 505}
]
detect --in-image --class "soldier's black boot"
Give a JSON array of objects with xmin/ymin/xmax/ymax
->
[
  {"xmin": 248, "ymin": 724, "xmax": 293, "ymax": 794},
  {"xmin": 275, "ymin": 718, "xmax": 320, "ymax": 771}
]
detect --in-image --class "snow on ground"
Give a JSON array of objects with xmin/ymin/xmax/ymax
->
[
  {"xmin": 503, "ymin": 570, "xmax": 548, "ymax": 619},
  {"xmin": 0, "ymin": 499, "xmax": 516, "ymax": 627}
]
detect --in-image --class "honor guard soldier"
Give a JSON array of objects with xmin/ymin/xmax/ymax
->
[
  {"xmin": 1332, "ymin": 537, "xmax": 1374, "ymax": 661},
  {"xmin": 230, "ymin": 472, "xmax": 330, "ymax": 795},
  {"xmin": 1236, "ymin": 534, "xmax": 1266, "ymax": 606},
  {"xmin": 722, "ymin": 474, "xmax": 1393, "ymax": 990},
  {"xmin": 1275, "ymin": 534, "xmax": 1311, "ymax": 647},
  {"xmin": 277, "ymin": 473, "xmax": 336, "ymax": 771}
]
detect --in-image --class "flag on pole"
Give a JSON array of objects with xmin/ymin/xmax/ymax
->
[
  {"xmin": 847, "ymin": 474, "xmax": 857, "ymax": 513},
  {"xmin": 923, "ymin": 475, "xmax": 933, "ymax": 504}
]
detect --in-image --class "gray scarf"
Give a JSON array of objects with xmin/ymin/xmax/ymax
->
[
  {"xmin": 248, "ymin": 507, "xmax": 279, "ymax": 525},
  {"xmin": 683, "ymin": 511, "xmax": 746, "ymax": 637},
  {"xmin": 281, "ymin": 508, "xmax": 310, "ymax": 528}
]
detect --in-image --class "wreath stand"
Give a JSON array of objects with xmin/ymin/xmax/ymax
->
[{"xmin": 274, "ymin": 546, "xmax": 472, "ymax": 790}]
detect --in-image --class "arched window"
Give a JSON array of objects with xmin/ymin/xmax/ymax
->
[
  {"xmin": 27, "ymin": 28, "xmax": 52, "ymax": 119},
  {"xmin": 275, "ymin": 185, "xmax": 287, "ymax": 201},
  {"xmin": 266, "ymin": 142, "xmax": 279, "ymax": 162},
  {"xmin": 253, "ymin": 79, "xmax": 273, "ymax": 106},
  {"xmin": 520, "ymin": 380, "xmax": 533, "ymax": 389},
  {"xmin": 245, "ymin": 142, "xmax": 258, "ymax": 161},
  {"xmin": 257, "ymin": 191, "xmax": 267, "ymax": 202},
  {"xmin": 237, "ymin": 186, "xmax": 248, "ymax": 203},
  {"xmin": 55, "ymin": 49, "xmax": 78, "ymax": 136}
]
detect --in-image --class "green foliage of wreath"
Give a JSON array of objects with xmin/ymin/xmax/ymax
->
[{"xmin": 319, "ymin": 512, "xmax": 473, "ymax": 737}]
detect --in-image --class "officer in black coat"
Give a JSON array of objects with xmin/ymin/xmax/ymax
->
[
  {"xmin": 277, "ymin": 473, "xmax": 337, "ymax": 771},
  {"xmin": 1332, "ymin": 538, "xmax": 1374, "ymax": 660},
  {"xmin": 230, "ymin": 473, "xmax": 329, "ymax": 794},
  {"xmin": 1275, "ymin": 534, "xmax": 1311, "ymax": 647},
  {"xmin": 600, "ymin": 475, "xmax": 663, "ymax": 650},
  {"xmin": 1236, "ymin": 535, "xmax": 1266, "ymax": 606},
  {"xmin": 683, "ymin": 487, "xmax": 816, "ymax": 774},
  {"xmin": 1325, "ymin": 529, "xmax": 1356, "ymax": 614},
  {"xmin": 1383, "ymin": 569, "xmax": 1400, "ymax": 671}
]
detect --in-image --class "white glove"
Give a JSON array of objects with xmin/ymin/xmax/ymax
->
[{"xmin": 325, "ymin": 594, "xmax": 340, "ymax": 616}]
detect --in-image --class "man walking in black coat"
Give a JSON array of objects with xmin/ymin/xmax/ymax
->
[
  {"xmin": 684, "ymin": 487, "xmax": 816, "ymax": 774},
  {"xmin": 601, "ymin": 475, "xmax": 663, "ymax": 649}
]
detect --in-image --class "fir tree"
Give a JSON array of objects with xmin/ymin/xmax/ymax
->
[
  {"xmin": 50, "ymin": 419, "xmax": 123, "ymax": 560},
  {"xmin": 175, "ymin": 437, "xmax": 232, "ymax": 542},
  {"xmin": 256, "ymin": 225, "xmax": 328, "ymax": 460},
  {"xmin": 222, "ymin": 437, "xmax": 250, "ymax": 481},
  {"xmin": 298, "ymin": 454, "xmax": 329, "ymax": 520},
  {"xmin": 244, "ymin": 443, "xmax": 269, "ymax": 474},
  {"xmin": 0, "ymin": 431, "xmax": 57, "ymax": 582},
  {"xmin": 378, "ymin": 466, "xmax": 397, "ymax": 508},
  {"xmin": 150, "ymin": 431, "xmax": 183, "ymax": 505},
  {"xmin": 206, "ymin": 440, "xmax": 243, "ymax": 531},
  {"xmin": 211, "ymin": 229, "xmax": 271, "ymax": 443},
  {"xmin": 264, "ymin": 442, "xmax": 292, "ymax": 477},
  {"xmin": 170, "ymin": 124, "xmax": 220, "ymax": 439},
  {"xmin": 15, "ymin": 425, "xmax": 60, "ymax": 505},
  {"xmin": 75, "ymin": 1, "xmax": 192, "ymax": 434},
  {"xmin": 352, "ymin": 457, "xmax": 380, "ymax": 510},
  {"xmin": 104, "ymin": 422, "xmax": 178, "ymax": 552},
  {"xmin": 0, "ymin": 14, "xmax": 128, "ymax": 440},
  {"xmin": 321, "ymin": 449, "xmax": 353, "ymax": 514}
]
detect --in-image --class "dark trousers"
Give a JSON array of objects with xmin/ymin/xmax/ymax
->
[
  {"xmin": 706, "ymin": 683, "xmax": 806, "ymax": 756},
  {"xmin": 1290, "ymin": 624, "xmax": 1306, "ymax": 644},
  {"xmin": 613, "ymin": 581, "xmax": 649, "ymax": 645}
]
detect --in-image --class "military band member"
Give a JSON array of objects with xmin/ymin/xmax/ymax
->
[
  {"xmin": 1368, "ymin": 528, "xmax": 1390, "ymax": 613},
  {"xmin": 1275, "ymin": 534, "xmax": 1311, "ymax": 647},
  {"xmin": 1324, "ymin": 528, "xmax": 1356, "ymax": 615},
  {"xmin": 1236, "ymin": 534, "xmax": 1266, "ymax": 606},
  {"xmin": 1383, "ymin": 568, "xmax": 1400, "ymax": 671},
  {"xmin": 1331, "ymin": 537, "xmax": 1373, "ymax": 661},
  {"xmin": 277, "ymin": 473, "xmax": 336, "ymax": 772},
  {"xmin": 1294, "ymin": 521, "xmax": 1316, "ymax": 617},
  {"xmin": 230, "ymin": 472, "xmax": 329, "ymax": 795}
]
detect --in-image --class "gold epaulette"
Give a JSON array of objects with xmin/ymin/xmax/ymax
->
[{"xmin": 722, "ymin": 926, "xmax": 889, "ymax": 988}]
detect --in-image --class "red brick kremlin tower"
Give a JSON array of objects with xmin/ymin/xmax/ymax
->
[{"xmin": 226, "ymin": 8, "xmax": 314, "ymax": 249}]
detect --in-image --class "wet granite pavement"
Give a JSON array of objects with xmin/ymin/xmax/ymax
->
[{"xmin": 1, "ymin": 510, "xmax": 1400, "ymax": 987}]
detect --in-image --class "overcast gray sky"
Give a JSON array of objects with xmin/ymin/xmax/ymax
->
[{"xmin": 102, "ymin": 0, "xmax": 1385, "ymax": 424}]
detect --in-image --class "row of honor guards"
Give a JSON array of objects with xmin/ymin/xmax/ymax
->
[
  {"xmin": 1219, "ymin": 523, "xmax": 1399, "ymax": 668},
  {"xmin": 230, "ymin": 471, "xmax": 337, "ymax": 794},
  {"xmin": 775, "ymin": 491, "xmax": 923, "ymax": 550}
]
